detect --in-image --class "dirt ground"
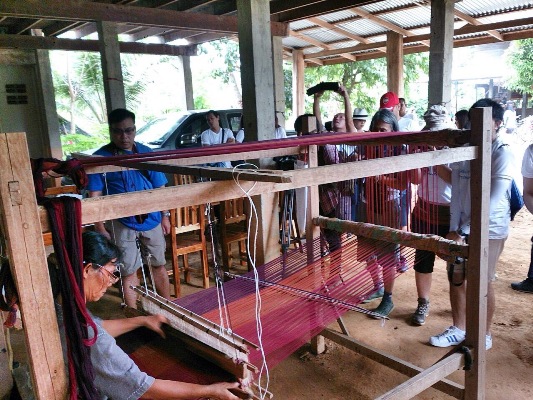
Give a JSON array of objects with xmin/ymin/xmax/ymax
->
[{"xmin": 6, "ymin": 209, "xmax": 533, "ymax": 399}]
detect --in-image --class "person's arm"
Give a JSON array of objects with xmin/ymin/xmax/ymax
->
[
  {"xmin": 101, "ymin": 314, "xmax": 168, "ymax": 338},
  {"xmin": 448, "ymin": 164, "xmax": 461, "ymax": 234},
  {"xmin": 89, "ymin": 190, "xmax": 110, "ymax": 239},
  {"xmin": 338, "ymin": 85, "xmax": 355, "ymax": 133},
  {"xmin": 524, "ymin": 177, "xmax": 533, "ymax": 213},
  {"xmin": 313, "ymin": 91, "xmax": 325, "ymax": 132},
  {"xmin": 435, "ymin": 164, "xmax": 452, "ymax": 184},
  {"xmin": 143, "ymin": 380, "xmax": 242, "ymax": 400}
]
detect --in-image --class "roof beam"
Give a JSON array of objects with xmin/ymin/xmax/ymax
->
[
  {"xmin": 454, "ymin": 9, "xmax": 502, "ymax": 40},
  {"xmin": 0, "ymin": 34, "xmax": 198, "ymax": 56},
  {"xmin": 303, "ymin": 16, "xmax": 533, "ymax": 61},
  {"xmin": 272, "ymin": 0, "xmax": 375, "ymax": 22},
  {"xmin": 350, "ymin": 6, "xmax": 430, "ymax": 47},
  {"xmin": 12, "ymin": 19, "xmax": 43, "ymax": 35},
  {"xmin": 0, "ymin": 0, "xmax": 288, "ymax": 36},
  {"xmin": 311, "ymin": 28, "xmax": 533, "ymax": 66}
]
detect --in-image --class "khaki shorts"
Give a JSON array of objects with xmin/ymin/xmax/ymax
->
[{"xmin": 107, "ymin": 220, "xmax": 166, "ymax": 276}]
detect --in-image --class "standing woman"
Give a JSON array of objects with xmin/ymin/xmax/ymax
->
[
  {"xmin": 360, "ymin": 109, "xmax": 408, "ymax": 318},
  {"xmin": 410, "ymin": 105, "xmax": 452, "ymax": 326}
]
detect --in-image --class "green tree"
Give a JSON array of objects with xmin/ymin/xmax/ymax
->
[
  {"xmin": 52, "ymin": 51, "xmax": 147, "ymax": 156},
  {"xmin": 505, "ymin": 39, "xmax": 533, "ymax": 98},
  {"xmin": 302, "ymin": 53, "xmax": 429, "ymax": 117},
  {"xmin": 204, "ymin": 39, "xmax": 242, "ymax": 104}
]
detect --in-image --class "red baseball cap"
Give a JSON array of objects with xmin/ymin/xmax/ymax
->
[{"xmin": 380, "ymin": 92, "xmax": 400, "ymax": 109}]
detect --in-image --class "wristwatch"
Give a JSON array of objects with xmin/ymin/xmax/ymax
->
[{"xmin": 162, "ymin": 211, "xmax": 171, "ymax": 218}]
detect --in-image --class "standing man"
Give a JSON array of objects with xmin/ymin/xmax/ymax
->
[
  {"xmin": 398, "ymin": 97, "xmax": 419, "ymax": 132},
  {"xmin": 429, "ymin": 99, "xmax": 514, "ymax": 350},
  {"xmin": 201, "ymin": 110, "xmax": 235, "ymax": 168},
  {"xmin": 88, "ymin": 108, "xmax": 171, "ymax": 308},
  {"xmin": 379, "ymin": 92, "xmax": 401, "ymax": 119}
]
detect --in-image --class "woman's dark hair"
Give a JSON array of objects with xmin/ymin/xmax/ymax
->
[
  {"xmin": 469, "ymin": 98, "xmax": 504, "ymax": 122},
  {"xmin": 294, "ymin": 113, "xmax": 316, "ymax": 135},
  {"xmin": 82, "ymin": 231, "xmax": 122, "ymax": 268},
  {"xmin": 369, "ymin": 109, "xmax": 400, "ymax": 132},
  {"xmin": 205, "ymin": 110, "xmax": 220, "ymax": 119},
  {"xmin": 455, "ymin": 109, "xmax": 470, "ymax": 129}
]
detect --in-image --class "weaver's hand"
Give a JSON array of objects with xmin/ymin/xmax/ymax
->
[
  {"xmin": 144, "ymin": 314, "xmax": 168, "ymax": 338},
  {"xmin": 446, "ymin": 231, "xmax": 465, "ymax": 244},
  {"xmin": 205, "ymin": 382, "xmax": 244, "ymax": 400}
]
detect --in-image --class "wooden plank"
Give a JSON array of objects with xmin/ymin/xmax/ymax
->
[
  {"xmin": 38, "ymin": 146, "xmax": 478, "ymax": 230},
  {"xmin": 321, "ymin": 329, "xmax": 464, "ymax": 399},
  {"xmin": 314, "ymin": 217, "xmax": 469, "ymax": 258},
  {"xmin": 0, "ymin": 133, "xmax": 66, "ymax": 399},
  {"xmin": 128, "ymin": 162, "xmax": 293, "ymax": 183},
  {"xmin": 376, "ymin": 353, "xmax": 464, "ymax": 400},
  {"xmin": 0, "ymin": 34, "xmax": 198, "ymax": 56},
  {"xmin": 0, "ymin": 0, "xmax": 288, "ymax": 36},
  {"xmin": 464, "ymin": 107, "xmax": 492, "ymax": 399},
  {"xmin": 76, "ymin": 145, "xmax": 301, "ymax": 174}
]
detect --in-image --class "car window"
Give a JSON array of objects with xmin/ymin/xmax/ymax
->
[
  {"xmin": 176, "ymin": 114, "xmax": 208, "ymax": 148},
  {"xmin": 136, "ymin": 113, "xmax": 189, "ymax": 145},
  {"xmin": 225, "ymin": 113, "xmax": 243, "ymax": 133}
]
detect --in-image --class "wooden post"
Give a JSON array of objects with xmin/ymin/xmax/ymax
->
[
  {"xmin": 97, "ymin": 21, "xmax": 126, "ymax": 113},
  {"xmin": 272, "ymin": 36, "xmax": 286, "ymax": 130},
  {"xmin": 182, "ymin": 55, "xmax": 194, "ymax": 110},
  {"xmin": 464, "ymin": 107, "xmax": 492, "ymax": 399},
  {"xmin": 307, "ymin": 144, "xmax": 324, "ymax": 354},
  {"xmin": 386, "ymin": 31, "xmax": 403, "ymax": 96},
  {"xmin": 0, "ymin": 132, "xmax": 67, "ymax": 399},
  {"xmin": 428, "ymin": 0, "xmax": 454, "ymax": 107},
  {"xmin": 292, "ymin": 49, "xmax": 305, "ymax": 118}
]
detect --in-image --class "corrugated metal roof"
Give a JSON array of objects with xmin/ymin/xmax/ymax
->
[{"xmin": 2, "ymin": 0, "xmax": 533, "ymax": 65}]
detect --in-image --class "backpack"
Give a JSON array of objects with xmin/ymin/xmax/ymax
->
[
  {"xmin": 510, "ymin": 179, "xmax": 524, "ymax": 221},
  {"xmin": 498, "ymin": 141, "xmax": 524, "ymax": 221}
]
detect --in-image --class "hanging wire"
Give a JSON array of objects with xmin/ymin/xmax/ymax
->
[{"xmin": 231, "ymin": 162, "xmax": 270, "ymax": 400}]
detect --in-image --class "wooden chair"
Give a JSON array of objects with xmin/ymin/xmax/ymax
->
[
  {"xmin": 219, "ymin": 197, "xmax": 248, "ymax": 272},
  {"xmin": 169, "ymin": 175, "xmax": 209, "ymax": 297}
]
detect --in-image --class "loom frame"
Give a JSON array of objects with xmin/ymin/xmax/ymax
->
[{"xmin": 0, "ymin": 107, "xmax": 492, "ymax": 399}]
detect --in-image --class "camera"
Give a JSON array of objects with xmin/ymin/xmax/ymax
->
[{"xmin": 306, "ymin": 81, "xmax": 340, "ymax": 96}]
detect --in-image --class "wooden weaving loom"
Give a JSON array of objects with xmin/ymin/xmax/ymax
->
[{"xmin": 0, "ymin": 107, "xmax": 493, "ymax": 399}]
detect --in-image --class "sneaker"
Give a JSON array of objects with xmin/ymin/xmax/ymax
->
[
  {"xmin": 362, "ymin": 287, "xmax": 384, "ymax": 304},
  {"xmin": 411, "ymin": 298, "xmax": 430, "ymax": 326},
  {"xmin": 486, "ymin": 334, "xmax": 493, "ymax": 350},
  {"xmin": 397, "ymin": 256, "xmax": 408, "ymax": 273},
  {"xmin": 371, "ymin": 297, "xmax": 394, "ymax": 319},
  {"xmin": 510, "ymin": 278, "xmax": 533, "ymax": 293},
  {"xmin": 429, "ymin": 326, "xmax": 465, "ymax": 347}
]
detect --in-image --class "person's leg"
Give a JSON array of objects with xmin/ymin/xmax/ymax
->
[
  {"xmin": 122, "ymin": 273, "xmax": 141, "ymax": 308},
  {"xmin": 107, "ymin": 220, "xmax": 143, "ymax": 308},
  {"xmin": 450, "ymin": 281, "xmax": 466, "ymax": 331},
  {"xmin": 487, "ymin": 238, "xmax": 506, "ymax": 335},
  {"xmin": 140, "ymin": 224, "xmax": 171, "ymax": 300},
  {"xmin": 511, "ymin": 235, "xmax": 533, "ymax": 292}
]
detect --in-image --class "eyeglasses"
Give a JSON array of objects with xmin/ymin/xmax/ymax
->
[
  {"xmin": 111, "ymin": 126, "xmax": 136, "ymax": 135},
  {"xmin": 94, "ymin": 263, "xmax": 122, "ymax": 284}
]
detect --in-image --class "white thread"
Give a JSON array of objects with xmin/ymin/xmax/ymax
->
[{"xmin": 231, "ymin": 163, "xmax": 270, "ymax": 399}]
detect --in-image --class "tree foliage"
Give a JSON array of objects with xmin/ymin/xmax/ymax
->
[
  {"xmin": 505, "ymin": 39, "xmax": 533, "ymax": 96},
  {"xmin": 52, "ymin": 51, "xmax": 147, "ymax": 157}
]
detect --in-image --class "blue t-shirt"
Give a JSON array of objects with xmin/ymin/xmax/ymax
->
[{"xmin": 87, "ymin": 142, "xmax": 167, "ymax": 231}]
